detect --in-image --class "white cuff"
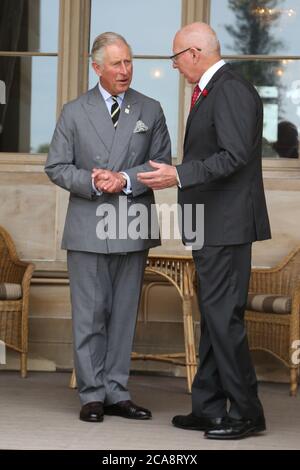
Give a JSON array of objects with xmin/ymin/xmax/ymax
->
[
  {"xmin": 120, "ymin": 172, "xmax": 132, "ymax": 195},
  {"xmin": 175, "ymin": 168, "xmax": 182, "ymax": 188},
  {"xmin": 92, "ymin": 176, "xmax": 102, "ymax": 196}
]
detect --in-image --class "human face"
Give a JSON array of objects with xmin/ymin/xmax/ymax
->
[
  {"xmin": 92, "ymin": 41, "xmax": 133, "ymax": 95},
  {"xmin": 171, "ymin": 36, "xmax": 201, "ymax": 84}
]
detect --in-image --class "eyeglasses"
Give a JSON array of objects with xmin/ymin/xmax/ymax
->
[{"xmin": 169, "ymin": 47, "xmax": 201, "ymax": 63}]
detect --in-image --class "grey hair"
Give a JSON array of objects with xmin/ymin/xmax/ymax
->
[{"xmin": 91, "ymin": 32, "xmax": 132, "ymax": 65}]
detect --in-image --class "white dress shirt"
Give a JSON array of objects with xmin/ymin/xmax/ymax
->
[{"xmin": 198, "ymin": 59, "xmax": 226, "ymax": 92}]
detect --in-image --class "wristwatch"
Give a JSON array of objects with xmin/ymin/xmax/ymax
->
[{"xmin": 119, "ymin": 173, "xmax": 127, "ymax": 189}]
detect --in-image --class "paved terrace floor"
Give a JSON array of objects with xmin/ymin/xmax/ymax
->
[{"xmin": 0, "ymin": 372, "xmax": 299, "ymax": 450}]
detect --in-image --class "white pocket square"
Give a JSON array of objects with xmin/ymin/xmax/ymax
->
[{"xmin": 133, "ymin": 120, "xmax": 149, "ymax": 133}]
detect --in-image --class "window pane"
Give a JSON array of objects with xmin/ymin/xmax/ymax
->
[
  {"xmin": 0, "ymin": 57, "xmax": 57, "ymax": 153},
  {"xmin": 90, "ymin": 0, "xmax": 181, "ymax": 55},
  {"xmin": 210, "ymin": 0, "xmax": 300, "ymax": 56},
  {"xmin": 230, "ymin": 59, "xmax": 300, "ymax": 158},
  {"xmin": 133, "ymin": 60, "xmax": 179, "ymax": 156},
  {"xmin": 89, "ymin": 59, "xmax": 179, "ymax": 156},
  {"xmin": 0, "ymin": 0, "xmax": 59, "ymax": 52}
]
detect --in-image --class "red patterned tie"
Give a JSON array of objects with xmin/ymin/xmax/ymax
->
[{"xmin": 190, "ymin": 84, "xmax": 201, "ymax": 111}]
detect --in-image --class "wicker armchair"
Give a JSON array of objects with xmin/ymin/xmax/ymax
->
[
  {"xmin": 0, "ymin": 226, "xmax": 35, "ymax": 377},
  {"xmin": 245, "ymin": 245, "xmax": 300, "ymax": 396}
]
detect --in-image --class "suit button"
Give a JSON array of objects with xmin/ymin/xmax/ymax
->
[
  {"xmin": 131, "ymin": 151, "xmax": 136, "ymax": 156},
  {"xmin": 95, "ymin": 155, "xmax": 101, "ymax": 160}
]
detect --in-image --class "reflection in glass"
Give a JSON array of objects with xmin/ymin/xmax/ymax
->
[
  {"xmin": 90, "ymin": 0, "xmax": 181, "ymax": 55},
  {"xmin": 0, "ymin": 0, "xmax": 59, "ymax": 52},
  {"xmin": 0, "ymin": 57, "xmax": 57, "ymax": 153},
  {"xmin": 273, "ymin": 121, "xmax": 299, "ymax": 158},
  {"xmin": 230, "ymin": 60, "xmax": 300, "ymax": 158},
  {"xmin": 89, "ymin": 59, "xmax": 179, "ymax": 157},
  {"xmin": 133, "ymin": 60, "xmax": 179, "ymax": 157},
  {"xmin": 210, "ymin": 0, "xmax": 299, "ymax": 56}
]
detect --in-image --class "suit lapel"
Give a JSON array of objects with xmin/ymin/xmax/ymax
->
[
  {"xmin": 184, "ymin": 64, "xmax": 230, "ymax": 145},
  {"xmin": 82, "ymin": 85, "xmax": 115, "ymax": 153},
  {"xmin": 108, "ymin": 88, "xmax": 141, "ymax": 171}
]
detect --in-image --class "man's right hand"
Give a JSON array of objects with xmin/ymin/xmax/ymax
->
[{"xmin": 92, "ymin": 169, "xmax": 126, "ymax": 193}]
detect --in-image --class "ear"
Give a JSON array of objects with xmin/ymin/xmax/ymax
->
[
  {"xmin": 92, "ymin": 61, "xmax": 102, "ymax": 77},
  {"xmin": 191, "ymin": 47, "xmax": 200, "ymax": 63}
]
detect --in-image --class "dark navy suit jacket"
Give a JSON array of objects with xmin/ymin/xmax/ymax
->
[{"xmin": 177, "ymin": 64, "xmax": 271, "ymax": 246}]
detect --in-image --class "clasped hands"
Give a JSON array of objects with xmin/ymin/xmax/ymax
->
[{"xmin": 92, "ymin": 168, "xmax": 126, "ymax": 193}]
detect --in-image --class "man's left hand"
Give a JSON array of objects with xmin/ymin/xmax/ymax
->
[
  {"xmin": 137, "ymin": 160, "xmax": 177, "ymax": 190},
  {"xmin": 92, "ymin": 169, "xmax": 126, "ymax": 193}
]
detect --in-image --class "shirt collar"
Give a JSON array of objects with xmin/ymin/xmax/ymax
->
[
  {"xmin": 98, "ymin": 81, "xmax": 125, "ymax": 103},
  {"xmin": 199, "ymin": 59, "xmax": 226, "ymax": 92}
]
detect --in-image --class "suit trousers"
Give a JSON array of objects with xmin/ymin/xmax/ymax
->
[
  {"xmin": 191, "ymin": 244, "xmax": 264, "ymax": 420},
  {"xmin": 67, "ymin": 250, "xmax": 148, "ymax": 405}
]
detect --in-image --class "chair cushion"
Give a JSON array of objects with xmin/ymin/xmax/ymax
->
[
  {"xmin": 0, "ymin": 283, "xmax": 22, "ymax": 300},
  {"xmin": 247, "ymin": 293, "xmax": 291, "ymax": 315}
]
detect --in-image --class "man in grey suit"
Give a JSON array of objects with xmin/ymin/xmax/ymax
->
[
  {"xmin": 138, "ymin": 22, "xmax": 271, "ymax": 439},
  {"xmin": 45, "ymin": 32, "xmax": 171, "ymax": 422}
]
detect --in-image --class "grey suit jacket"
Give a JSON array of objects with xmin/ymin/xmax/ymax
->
[
  {"xmin": 177, "ymin": 64, "xmax": 271, "ymax": 246},
  {"xmin": 45, "ymin": 85, "xmax": 171, "ymax": 253}
]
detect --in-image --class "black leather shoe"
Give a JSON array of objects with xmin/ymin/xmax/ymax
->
[
  {"xmin": 79, "ymin": 401, "xmax": 104, "ymax": 422},
  {"xmin": 172, "ymin": 413, "xmax": 226, "ymax": 431},
  {"xmin": 204, "ymin": 415, "xmax": 266, "ymax": 440},
  {"xmin": 104, "ymin": 400, "xmax": 152, "ymax": 420}
]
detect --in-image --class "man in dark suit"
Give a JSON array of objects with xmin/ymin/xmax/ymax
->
[{"xmin": 138, "ymin": 22, "xmax": 271, "ymax": 440}]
